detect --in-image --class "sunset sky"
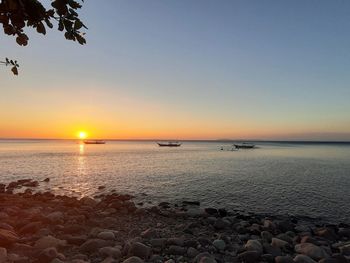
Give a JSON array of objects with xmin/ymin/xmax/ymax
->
[{"xmin": 1, "ymin": 0, "xmax": 350, "ymax": 140}]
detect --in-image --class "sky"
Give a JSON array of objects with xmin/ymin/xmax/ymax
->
[{"xmin": 1, "ymin": 0, "xmax": 350, "ymax": 140}]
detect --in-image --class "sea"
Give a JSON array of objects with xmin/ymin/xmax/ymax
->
[{"xmin": 0, "ymin": 140, "xmax": 349, "ymax": 223}]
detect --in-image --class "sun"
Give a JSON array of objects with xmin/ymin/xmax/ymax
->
[{"xmin": 78, "ymin": 131, "xmax": 87, "ymax": 139}]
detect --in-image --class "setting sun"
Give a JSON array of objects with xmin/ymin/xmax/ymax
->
[{"xmin": 78, "ymin": 131, "xmax": 87, "ymax": 139}]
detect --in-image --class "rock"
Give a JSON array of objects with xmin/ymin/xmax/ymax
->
[
  {"xmin": 34, "ymin": 236, "xmax": 66, "ymax": 250},
  {"xmin": 214, "ymin": 218, "xmax": 230, "ymax": 229},
  {"xmin": 293, "ymin": 255, "xmax": 317, "ymax": 263},
  {"xmin": 51, "ymin": 259, "xmax": 65, "ymax": 263},
  {"xmin": 0, "ymin": 247, "xmax": 7, "ymax": 263},
  {"xmin": 263, "ymin": 243, "xmax": 282, "ymax": 257},
  {"xmin": 238, "ymin": 251, "xmax": 261, "ymax": 263},
  {"xmin": 167, "ymin": 237, "xmax": 184, "ymax": 246},
  {"xmin": 19, "ymin": 221, "xmax": 42, "ymax": 234},
  {"xmin": 315, "ymin": 228, "xmax": 338, "ymax": 241},
  {"xmin": 275, "ymin": 255, "xmax": 294, "ymax": 263},
  {"xmin": 150, "ymin": 238, "xmax": 166, "ymax": 248},
  {"xmin": 262, "ymin": 254, "xmax": 274, "ymax": 263},
  {"xmin": 199, "ymin": 257, "xmax": 217, "ymax": 263},
  {"xmin": 128, "ymin": 242, "xmax": 151, "ymax": 259},
  {"xmin": 36, "ymin": 247, "xmax": 58, "ymax": 262},
  {"xmin": 168, "ymin": 245, "xmax": 186, "ymax": 255},
  {"xmin": 218, "ymin": 208, "xmax": 228, "ymax": 217},
  {"xmin": 97, "ymin": 231, "xmax": 115, "ymax": 240},
  {"xmin": 276, "ymin": 233, "xmax": 293, "ymax": 244},
  {"xmin": 205, "ymin": 208, "xmax": 218, "ymax": 215},
  {"xmin": 295, "ymin": 243, "xmax": 329, "ymax": 260},
  {"xmin": 261, "ymin": 231, "xmax": 273, "ymax": 243},
  {"xmin": 271, "ymin": 238, "xmax": 289, "ymax": 250},
  {"xmin": 0, "ymin": 229, "xmax": 19, "ymax": 247},
  {"xmin": 141, "ymin": 228, "xmax": 157, "ymax": 239},
  {"xmin": 194, "ymin": 252, "xmax": 215, "ymax": 263},
  {"xmin": 47, "ymin": 211, "xmax": 64, "ymax": 223},
  {"xmin": 99, "ymin": 247, "xmax": 122, "ymax": 259},
  {"xmin": 187, "ymin": 247, "xmax": 199, "ymax": 258},
  {"xmin": 212, "ymin": 239, "xmax": 226, "ymax": 251},
  {"xmin": 11, "ymin": 243, "xmax": 34, "ymax": 257},
  {"xmin": 79, "ymin": 239, "xmax": 110, "ymax": 253},
  {"xmin": 339, "ymin": 244, "xmax": 350, "ymax": 256},
  {"xmin": 182, "ymin": 201, "xmax": 200, "ymax": 206},
  {"xmin": 245, "ymin": 240, "xmax": 263, "ymax": 254},
  {"xmin": 43, "ymin": 178, "xmax": 50, "ymax": 182},
  {"xmin": 80, "ymin": 197, "xmax": 97, "ymax": 206},
  {"xmin": 122, "ymin": 256, "xmax": 144, "ymax": 263}
]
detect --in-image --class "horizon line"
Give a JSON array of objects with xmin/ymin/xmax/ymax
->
[{"xmin": 1, "ymin": 138, "xmax": 350, "ymax": 143}]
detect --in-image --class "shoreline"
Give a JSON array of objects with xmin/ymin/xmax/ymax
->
[{"xmin": 0, "ymin": 179, "xmax": 349, "ymax": 263}]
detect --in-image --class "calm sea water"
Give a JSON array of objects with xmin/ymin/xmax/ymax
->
[{"xmin": 0, "ymin": 140, "xmax": 349, "ymax": 222}]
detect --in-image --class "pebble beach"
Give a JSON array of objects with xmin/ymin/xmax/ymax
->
[{"xmin": 0, "ymin": 178, "xmax": 349, "ymax": 263}]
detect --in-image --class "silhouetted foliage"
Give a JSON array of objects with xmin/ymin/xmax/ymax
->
[
  {"xmin": 1, "ymin": 0, "xmax": 87, "ymax": 75},
  {"xmin": 0, "ymin": 58, "xmax": 19, "ymax": 75}
]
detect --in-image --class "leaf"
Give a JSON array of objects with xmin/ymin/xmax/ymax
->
[
  {"xmin": 75, "ymin": 33, "xmax": 86, "ymax": 45},
  {"xmin": 74, "ymin": 19, "xmax": 83, "ymax": 30},
  {"xmin": 11, "ymin": 66, "xmax": 18, "ymax": 76},
  {"xmin": 36, "ymin": 22, "xmax": 46, "ymax": 35},
  {"xmin": 58, "ymin": 19, "xmax": 64, "ymax": 31}
]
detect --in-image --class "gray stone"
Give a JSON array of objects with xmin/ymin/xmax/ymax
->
[
  {"xmin": 275, "ymin": 255, "xmax": 294, "ymax": 263},
  {"xmin": 194, "ymin": 252, "xmax": 215, "ymax": 263},
  {"xmin": 295, "ymin": 243, "xmax": 329, "ymax": 260},
  {"xmin": 99, "ymin": 247, "xmax": 122, "ymax": 258},
  {"xmin": 271, "ymin": 238, "xmax": 289, "ymax": 249},
  {"xmin": 212, "ymin": 239, "xmax": 226, "ymax": 251},
  {"xmin": 238, "ymin": 251, "xmax": 261, "ymax": 263},
  {"xmin": 79, "ymin": 239, "xmax": 110, "ymax": 253},
  {"xmin": 122, "ymin": 256, "xmax": 144, "ymax": 263},
  {"xmin": 37, "ymin": 247, "xmax": 58, "ymax": 262},
  {"xmin": 128, "ymin": 242, "xmax": 151, "ymax": 259},
  {"xmin": 34, "ymin": 236, "xmax": 66, "ymax": 250},
  {"xmin": 245, "ymin": 240, "xmax": 263, "ymax": 254},
  {"xmin": 150, "ymin": 238, "xmax": 166, "ymax": 248},
  {"xmin": 141, "ymin": 228, "xmax": 157, "ymax": 239},
  {"xmin": 168, "ymin": 245, "xmax": 186, "ymax": 255},
  {"xmin": 261, "ymin": 231, "xmax": 273, "ymax": 243},
  {"xmin": 293, "ymin": 254, "xmax": 317, "ymax": 263},
  {"xmin": 187, "ymin": 247, "xmax": 199, "ymax": 258},
  {"xmin": 199, "ymin": 257, "xmax": 217, "ymax": 263},
  {"xmin": 97, "ymin": 231, "xmax": 115, "ymax": 240}
]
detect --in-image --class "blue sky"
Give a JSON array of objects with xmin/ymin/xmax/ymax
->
[{"xmin": 1, "ymin": 0, "xmax": 350, "ymax": 140}]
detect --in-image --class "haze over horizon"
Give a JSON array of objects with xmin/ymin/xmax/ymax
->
[{"xmin": 1, "ymin": 0, "xmax": 350, "ymax": 140}]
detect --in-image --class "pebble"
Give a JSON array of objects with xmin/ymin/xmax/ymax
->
[
  {"xmin": 97, "ymin": 231, "xmax": 115, "ymax": 240},
  {"xmin": 294, "ymin": 254, "xmax": 317, "ymax": 263},
  {"xmin": 275, "ymin": 255, "xmax": 294, "ymax": 263},
  {"xmin": 79, "ymin": 239, "xmax": 110, "ymax": 253},
  {"xmin": 187, "ymin": 247, "xmax": 199, "ymax": 258},
  {"xmin": 245, "ymin": 239, "xmax": 263, "ymax": 254},
  {"xmin": 168, "ymin": 245, "xmax": 186, "ymax": 255},
  {"xmin": 34, "ymin": 235, "xmax": 66, "ymax": 250},
  {"xmin": 0, "ymin": 247, "xmax": 7, "ymax": 263},
  {"xmin": 128, "ymin": 242, "xmax": 151, "ymax": 259},
  {"xmin": 212, "ymin": 239, "xmax": 226, "ymax": 251},
  {"xmin": 295, "ymin": 243, "xmax": 329, "ymax": 260},
  {"xmin": 122, "ymin": 256, "xmax": 144, "ymax": 263},
  {"xmin": 99, "ymin": 247, "xmax": 122, "ymax": 258}
]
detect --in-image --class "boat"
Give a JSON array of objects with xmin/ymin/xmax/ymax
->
[
  {"xmin": 157, "ymin": 142, "xmax": 181, "ymax": 147},
  {"xmin": 83, "ymin": 140, "xmax": 106, "ymax": 144},
  {"xmin": 234, "ymin": 143, "xmax": 255, "ymax": 149}
]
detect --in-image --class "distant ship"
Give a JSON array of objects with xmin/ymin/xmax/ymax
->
[
  {"xmin": 84, "ymin": 140, "xmax": 106, "ymax": 144},
  {"xmin": 157, "ymin": 142, "xmax": 181, "ymax": 147},
  {"xmin": 234, "ymin": 143, "xmax": 255, "ymax": 149}
]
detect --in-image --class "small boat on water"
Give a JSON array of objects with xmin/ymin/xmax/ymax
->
[
  {"xmin": 234, "ymin": 143, "xmax": 255, "ymax": 149},
  {"xmin": 84, "ymin": 140, "xmax": 106, "ymax": 144},
  {"xmin": 157, "ymin": 142, "xmax": 181, "ymax": 147}
]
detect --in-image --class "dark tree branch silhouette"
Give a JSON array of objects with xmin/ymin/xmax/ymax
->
[{"xmin": 1, "ymin": 0, "xmax": 87, "ymax": 75}]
